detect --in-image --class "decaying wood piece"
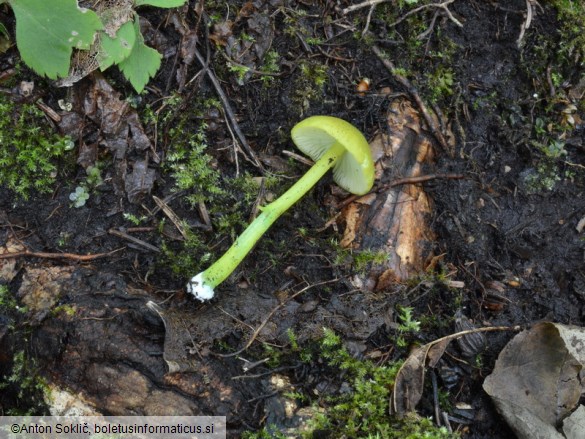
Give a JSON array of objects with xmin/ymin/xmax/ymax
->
[
  {"xmin": 15, "ymin": 268, "xmax": 260, "ymax": 421},
  {"xmin": 341, "ymin": 98, "xmax": 437, "ymax": 291}
]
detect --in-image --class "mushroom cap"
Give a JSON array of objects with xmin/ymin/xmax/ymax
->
[{"xmin": 291, "ymin": 116, "xmax": 375, "ymax": 195}]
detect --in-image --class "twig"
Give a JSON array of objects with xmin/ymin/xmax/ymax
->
[
  {"xmin": 193, "ymin": 48, "xmax": 264, "ymax": 172},
  {"xmin": 212, "ymin": 278, "xmax": 340, "ymax": 358},
  {"xmin": 517, "ymin": 0, "xmax": 543, "ymax": 47},
  {"xmin": 153, "ymin": 195, "xmax": 189, "ymax": 240},
  {"xmin": 0, "ymin": 247, "xmax": 124, "ymax": 261},
  {"xmin": 517, "ymin": 0, "xmax": 533, "ymax": 47},
  {"xmin": 198, "ymin": 201, "xmax": 212, "ymax": 230},
  {"xmin": 342, "ymin": 0, "xmax": 388, "ymax": 15},
  {"xmin": 35, "ymin": 100, "xmax": 61, "ymax": 123},
  {"xmin": 231, "ymin": 364, "xmax": 300, "ymax": 380},
  {"xmin": 371, "ymin": 44, "xmax": 451, "ymax": 153},
  {"xmin": 281, "ymin": 149, "xmax": 314, "ymax": 167},
  {"xmin": 386, "ymin": 173, "xmax": 465, "ymax": 188},
  {"xmin": 246, "ymin": 391, "xmax": 279, "ymax": 403},
  {"xmin": 431, "ymin": 370, "xmax": 441, "ymax": 426},
  {"xmin": 337, "ymin": 173, "xmax": 465, "ymax": 210},
  {"xmin": 108, "ymin": 229, "xmax": 160, "ymax": 253},
  {"xmin": 148, "ymin": 190, "xmax": 185, "ymax": 217},
  {"xmin": 223, "ymin": 108, "xmax": 240, "ymax": 177},
  {"xmin": 388, "ymin": 0, "xmax": 462, "ymax": 28},
  {"xmin": 362, "ymin": 5, "xmax": 376, "ymax": 37},
  {"xmin": 125, "ymin": 226, "xmax": 157, "ymax": 233},
  {"xmin": 546, "ymin": 65, "xmax": 555, "ymax": 97}
]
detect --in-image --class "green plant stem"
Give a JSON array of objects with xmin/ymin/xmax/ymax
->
[{"xmin": 192, "ymin": 141, "xmax": 346, "ymax": 296}]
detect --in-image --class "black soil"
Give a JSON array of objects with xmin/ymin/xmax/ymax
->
[{"xmin": 1, "ymin": 1, "xmax": 584, "ymax": 438}]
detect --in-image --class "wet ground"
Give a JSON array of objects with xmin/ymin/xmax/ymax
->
[{"xmin": 1, "ymin": 1, "xmax": 584, "ymax": 437}]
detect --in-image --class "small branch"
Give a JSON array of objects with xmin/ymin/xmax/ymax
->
[
  {"xmin": 342, "ymin": 0, "xmax": 388, "ymax": 15},
  {"xmin": 386, "ymin": 173, "xmax": 465, "ymax": 188},
  {"xmin": 346, "ymin": 0, "xmax": 463, "ymax": 29},
  {"xmin": 337, "ymin": 174, "xmax": 465, "ymax": 210},
  {"xmin": 193, "ymin": 48, "xmax": 264, "ymax": 172},
  {"xmin": 108, "ymin": 229, "xmax": 160, "ymax": 253},
  {"xmin": 0, "ymin": 247, "xmax": 124, "ymax": 261},
  {"xmin": 371, "ymin": 44, "xmax": 451, "ymax": 153},
  {"xmin": 388, "ymin": 0, "xmax": 462, "ymax": 28},
  {"xmin": 153, "ymin": 195, "xmax": 190, "ymax": 240},
  {"xmin": 517, "ymin": 0, "xmax": 544, "ymax": 47}
]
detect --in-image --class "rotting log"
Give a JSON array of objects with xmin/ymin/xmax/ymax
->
[
  {"xmin": 339, "ymin": 98, "xmax": 437, "ymax": 291},
  {"xmin": 5, "ymin": 267, "xmax": 261, "ymax": 426}
]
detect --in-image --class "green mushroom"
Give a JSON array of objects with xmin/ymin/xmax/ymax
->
[{"xmin": 187, "ymin": 115, "xmax": 375, "ymax": 301}]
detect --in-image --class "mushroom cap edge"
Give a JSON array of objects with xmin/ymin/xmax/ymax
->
[{"xmin": 291, "ymin": 115, "xmax": 375, "ymax": 195}]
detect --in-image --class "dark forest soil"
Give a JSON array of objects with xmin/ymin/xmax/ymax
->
[{"xmin": 1, "ymin": 1, "xmax": 584, "ymax": 438}]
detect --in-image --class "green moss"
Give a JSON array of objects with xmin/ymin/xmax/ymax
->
[
  {"xmin": 262, "ymin": 343, "xmax": 283, "ymax": 368},
  {"xmin": 292, "ymin": 60, "xmax": 329, "ymax": 114},
  {"xmin": 425, "ymin": 66, "xmax": 455, "ymax": 103},
  {"xmin": 0, "ymin": 285, "xmax": 28, "ymax": 319},
  {"xmin": 164, "ymin": 123, "xmax": 225, "ymax": 207},
  {"xmin": 51, "ymin": 304, "xmax": 77, "ymax": 317},
  {"xmin": 160, "ymin": 227, "xmax": 207, "ymax": 278},
  {"xmin": 520, "ymin": 162, "xmax": 563, "ymax": 194},
  {"xmin": 311, "ymin": 329, "xmax": 454, "ymax": 438},
  {"xmin": 0, "ymin": 350, "xmax": 49, "ymax": 415},
  {"xmin": 243, "ymin": 328, "xmax": 457, "ymax": 438},
  {"xmin": 242, "ymin": 429, "xmax": 287, "ymax": 439},
  {"xmin": 353, "ymin": 249, "xmax": 389, "ymax": 273},
  {"xmin": 0, "ymin": 95, "xmax": 73, "ymax": 199},
  {"xmin": 260, "ymin": 49, "xmax": 280, "ymax": 86},
  {"xmin": 549, "ymin": 0, "xmax": 585, "ymax": 63}
]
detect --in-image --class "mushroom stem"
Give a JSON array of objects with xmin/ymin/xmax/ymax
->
[{"xmin": 187, "ymin": 141, "xmax": 347, "ymax": 301}]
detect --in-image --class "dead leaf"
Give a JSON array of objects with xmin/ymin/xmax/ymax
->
[
  {"xmin": 391, "ymin": 325, "xmax": 517, "ymax": 416},
  {"xmin": 76, "ymin": 141, "xmax": 99, "ymax": 169},
  {"xmin": 67, "ymin": 72, "xmax": 155, "ymax": 202},
  {"xmin": 339, "ymin": 203, "xmax": 360, "ymax": 248},
  {"xmin": 209, "ymin": 20, "xmax": 233, "ymax": 46},
  {"xmin": 483, "ymin": 322, "xmax": 585, "ymax": 439},
  {"xmin": 454, "ymin": 309, "xmax": 486, "ymax": 358},
  {"xmin": 125, "ymin": 160, "xmax": 156, "ymax": 204},
  {"xmin": 0, "ymin": 237, "xmax": 25, "ymax": 283}
]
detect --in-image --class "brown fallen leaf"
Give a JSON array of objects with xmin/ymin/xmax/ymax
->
[
  {"xmin": 125, "ymin": 159, "xmax": 156, "ymax": 204},
  {"xmin": 65, "ymin": 73, "xmax": 155, "ymax": 202},
  {"xmin": 209, "ymin": 20, "xmax": 233, "ymax": 46},
  {"xmin": 0, "ymin": 237, "xmax": 25, "ymax": 283},
  {"xmin": 390, "ymin": 324, "xmax": 518, "ymax": 417},
  {"xmin": 483, "ymin": 322, "xmax": 585, "ymax": 439}
]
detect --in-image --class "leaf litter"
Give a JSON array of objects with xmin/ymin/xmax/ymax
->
[
  {"xmin": 1, "ymin": 1, "xmax": 584, "ymax": 437},
  {"xmin": 483, "ymin": 322, "xmax": 585, "ymax": 439},
  {"xmin": 59, "ymin": 72, "xmax": 156, "ymax": 203}
]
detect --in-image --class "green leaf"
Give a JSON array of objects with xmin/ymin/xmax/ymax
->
[
  {"xmin": 9, "ymin": 0, "xmax": 102, "ymax": 79},
  {"xmin": 99, "ymin": 20, "xmax": 137, "ymax": 70},
  {"xmin": 117, "ymin": 19, "xmax": 161, "ymax": 93},
  {"xmin": 135, "ymin": 0, "xmax": 186, "ymax": 7}
]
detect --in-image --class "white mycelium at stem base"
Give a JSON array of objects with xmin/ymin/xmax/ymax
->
[
  {"xmin": 187, "ymin": 142, "xmax": 346, "ymax": 301},
  {"xmin": 187, "ymin": 115, "xmax": 375, "ymax": 301}
]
